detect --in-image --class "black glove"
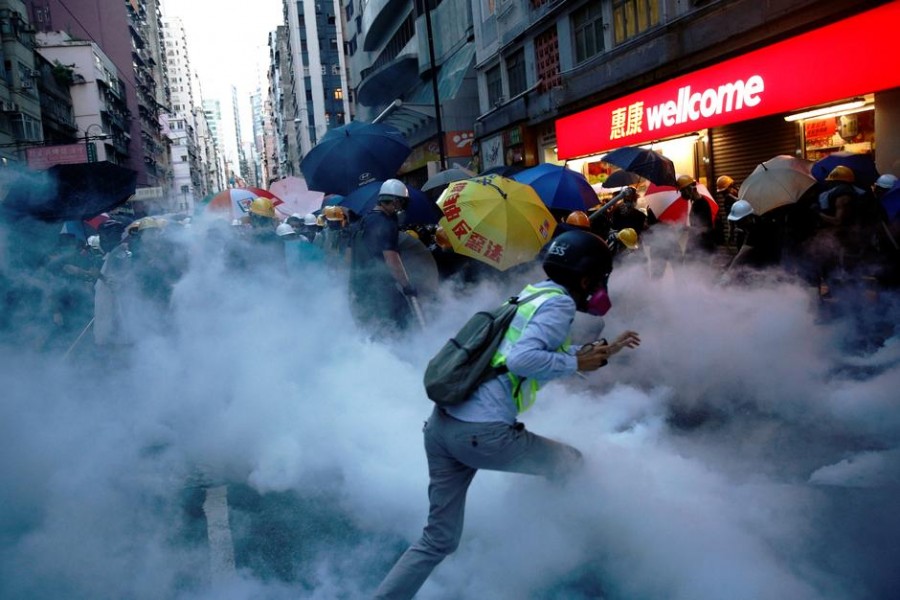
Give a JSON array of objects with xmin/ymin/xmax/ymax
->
[{"xmin": 402, "ymin": 284, "xmax": 418, "ymax": 297}]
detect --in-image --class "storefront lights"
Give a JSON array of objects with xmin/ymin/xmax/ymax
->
[{"xmin": 783, "ymin": 99, "xmax": 868, "ymax": 122}]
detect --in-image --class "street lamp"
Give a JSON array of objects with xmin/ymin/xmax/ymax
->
[{"xmin": 83, "ymin": 123, "xmax": 108, "ymax": 163}]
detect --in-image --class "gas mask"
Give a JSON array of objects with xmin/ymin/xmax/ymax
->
[{"xmin": 586, "ymin": 288, "xmax": 612, "ymax": 316}]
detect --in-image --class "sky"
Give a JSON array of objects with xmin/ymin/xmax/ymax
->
[
  {"xmin": 0, "ymin": 204, "xmax": 899, "ymax": 597},
  {"xmin": 162, "ymin": 0, "xmax": 283, "ymax": 100}
]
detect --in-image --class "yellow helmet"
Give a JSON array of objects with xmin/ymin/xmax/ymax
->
[
  {"xmin": 248, "ymin": 197, "xmax": 276, "ymax": 218},
  {"xmin": 316, "ymin": 214, "xmax": 327, "ymax": 227},
  {"xmin": 405, "ymin": 229, "xmax": 420, "ymax": 240},
  {"xmin": 676, "ymin": 174, "xmax": 696, "ymax": 190},
  {"xmin": 826, "ymin": 165, "xmax": 855, "ymax": 183},
  {"xmin": 716, "ymin": 175, "xmax": 734, "ymax": 192},
  {"xmin": 324, "ymin": 205, "xmax": 345, "ymax": 222},
  {"xmin": 616, "ymin": 228, "xmax": 639, "ymax": 250},
  {"xmin": 565, "ymin": 210, "xmax": 590, "ymax": 229}
]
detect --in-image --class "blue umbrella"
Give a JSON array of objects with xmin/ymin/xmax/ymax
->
[
  {"xmin": 337, "ymin": 181, "xmax": 440, "ymax": 225},
  {"xmin": 600, "ymin": 146, "xmax": 676, "ymax": 186},
  {"xmin": 881, "ymin": 181, "xmax": 900, "ymax": 221},
  {"xmin": 811, "ymin": 152, "xmax": 879, "ymax": 188},
  {"xmin": 300, "ymin": 122, "xmax": 412, "ymax": 195},
  {"xmin": 512, "ymin": 163, "xmax": 599, "ymax": 211}
]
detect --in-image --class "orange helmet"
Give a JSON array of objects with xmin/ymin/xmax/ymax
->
[
  {"xmin": 565, "ymin": 211, "xmax": 590, "ymax": 229},
  {"xmin": 434, "ymin": 226, "xmax": 452, "ymax": 250},
  {"xmin": 323, "ymin": 205, "xmax": 346, "ymax": 223},
  {"xmin": 676, "ymin": 174, "xmax": 696, "ymax": 190},
  {"xmin": 826, "ymin": 165, "xmax": 855, "ymax": 183}
]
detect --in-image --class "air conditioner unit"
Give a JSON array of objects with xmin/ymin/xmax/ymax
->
[
  {"xmin": 20, "ymin": 80, "xmax": 33, "ymax": 89},
  {"xmin": 1, "ymin": 102, "xmax": 19, "ymax": 112}
]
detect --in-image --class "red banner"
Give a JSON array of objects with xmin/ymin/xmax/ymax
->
[
  {"xmin": 556, "ymin": 1, "xmax": 900, "ymax": 159},
  {"xmin": 26, "ymin": 144, "xmax": 88, "ymax": 169}
]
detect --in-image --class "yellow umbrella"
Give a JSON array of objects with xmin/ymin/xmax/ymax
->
[{"xmin": 436, "ymin": 174, "xmax": 556, "ymax": 271}]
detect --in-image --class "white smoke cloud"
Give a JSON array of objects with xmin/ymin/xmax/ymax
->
[{"xmin": 0, "ymin": 216, "xmax": 897, "ymax": 599}]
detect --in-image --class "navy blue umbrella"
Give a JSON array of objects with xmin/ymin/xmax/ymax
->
[
  {"xmin": 300, "ymin": 122, "xmax": 412, "ymax": 195},
  {"xmin": 337, "ymin": 181, "xmax": 440, "ymax": 225},
  {"xmin": 811, "ymin": 151, "xmax": 879, "ymax": 188},
  {"xmin": 601, "ymin": 146, "xmax": 676, "ymax": 186},
  {"xmin": 1, "ymin": 161, "xmax": 137, "ymax": 222},
  {"xmin": 480, "ymin": 164, "xmax": 525, "ymax": 178},
  {"xmin": 601, "ymin": 169, "xmax": 642, "ymax": 188},
  {"xmin": 512, "ymin": 163, "xmax": 599, "ymax": 211}
]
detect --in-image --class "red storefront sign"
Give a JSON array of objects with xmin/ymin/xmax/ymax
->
[
  {"xmin": 25, "ymin": 143, "xmax": 89, "ymax": 169},
  {"xmin": 556, "ymin": 1, "xmax": 900, "ymax": 159}
]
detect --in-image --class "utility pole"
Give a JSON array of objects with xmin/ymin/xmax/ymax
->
[{"xmin": 423, "ymin": 0, "xmax": 446, "ymax": 172}]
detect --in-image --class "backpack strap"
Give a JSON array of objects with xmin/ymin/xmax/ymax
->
[{"xmin": 493, "ymin": 288, "xmax": 560, "ymax": 375}]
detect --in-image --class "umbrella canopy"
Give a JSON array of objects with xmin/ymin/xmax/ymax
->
[
  {"xmin": 644, "ymin": 182, "xmax": 718, "ymax": 224},
  {"xmin": 811, "ymin": 151, "xmax": 879, "ymax": 188},
  {"xmin": 206, "ymin": 187, "xmax": 282, "ymax": 218},
  {"xmin": 421, "ymin": 167, "xmax": 475, "ymax": 193},
  {"xmin": 1, "ymin": 161, "xmax": 137, "ymax": 222},
  {"xmin": 738, "ymin": 156, "xmax": 816, "ymax": 215},
  {"xmin": 512, "ymin": 163, "xmax": 599, "ymax": 212},
  {"xmin": 299, "ymin": 121, "xmax": 411, "ymax": 195},
  {"xmin": 337, "ymin": 180, "xmax": 440, "ymax": 225},
  {"xmin": 268, "ymin": 176, "xmax": 324, "ymax": 218},
  {"xmin": 601, "ymin": 147, "xmax": 676, "ymax": 186},
  {"xmin": 398, "ymin": 232, "xmax": 439, "ymax": 297},
  {"xmin": 881, "ymin": 181, "xmax": 900, "ymax": 221},
  {"xmin": 436, "ymin": 175, "xmax": 556, "ymax": 271},
  {"xmin": 601, "ymin": 169, "xmax": 642, "ymax": 188}
]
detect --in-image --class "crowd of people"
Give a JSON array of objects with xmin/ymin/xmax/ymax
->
[{"xmin": 2, "ymin": 163, "xmax": 898, "ymax": 357}]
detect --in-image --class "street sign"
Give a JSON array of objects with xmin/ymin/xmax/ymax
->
[{"xmin": 86, "ymin": 142, "xmax": 97, "ymax": 163}]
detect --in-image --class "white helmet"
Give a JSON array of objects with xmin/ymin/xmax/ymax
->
[
  {"xmin": 378, "ymin": 178, "xmax": 409, "ymax": 201},
  {"xmin": 728, "ymin": 199, "xmax": 755, "ymax": 221},
  {"xmin": 276, "ymin": 223, "xmax": 295, "ymax": 237},
  {"xmin": 87, "ymin": 235, "xmax": 101, "ymax": 250},
  {"xmin": 303, "ymin": 213, "xmax": 318, "ymax": 226},
  {"xmin": 875, "ymin": 174, "xmax": 897, "ymax": 190}
]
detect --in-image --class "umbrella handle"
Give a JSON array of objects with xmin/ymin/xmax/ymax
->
[{"xmin": 396, "ymin": 261, "xmax": 427, "ymax": 329}]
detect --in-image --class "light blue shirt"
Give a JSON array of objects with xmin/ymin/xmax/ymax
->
[{"xmin": 444, "ymin": 280, "xmax": 580, "ymax": 425}]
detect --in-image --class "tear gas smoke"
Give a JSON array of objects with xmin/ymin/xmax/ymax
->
[{"xmin": 0, "ymin": 213, "xmax": 897, "ymax": 599}]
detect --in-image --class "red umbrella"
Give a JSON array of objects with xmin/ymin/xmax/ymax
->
[{"xmin": 643, "ymin": 182, "xmax": 718, "ymax": 224}]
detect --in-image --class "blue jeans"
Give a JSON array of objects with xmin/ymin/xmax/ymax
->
[{"xmin": 374, "ymin": 407, "xmax": 582, "ymax": 599}]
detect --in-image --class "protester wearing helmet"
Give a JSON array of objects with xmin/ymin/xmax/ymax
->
[
  {"xmin": 348, "ymin": 178, "xmax": 417, "ymax": 336},
  {"xmin": 873, "ymin": 174, "xmax": 897, "ymax": 201},
  {"xmin": 375, "ymin": 229, "xmax": 640, "ymax": 599},
  {"xmin": 715, "ymin": 175, "xmax": 740, "ymax": 246},
  {"xmin": 678, "ymin": 174, "xmax": 716, "ymax": 257},
  {"xmin": 564, "ymin": 210, "xmax": 590, "ymax": 230},
  {"xmin": 609, "ymin": 186, "xmax": 647, "ymax": 234},
  {"xmin": 248, "ymin": 197, "xmax": 277, "ymax": 230}
]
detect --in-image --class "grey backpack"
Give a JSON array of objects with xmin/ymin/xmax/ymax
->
[{"xmin": 423, "ymin": 291, "xmax": 549, "ymax": 406}]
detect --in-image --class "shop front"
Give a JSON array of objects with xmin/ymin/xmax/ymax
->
[
  {"xmin": 398, "ymin": 129, "xmax": 475, "ymax": 188},
  {"xmin": 555, "ymin": 1, "xmax": 900, "ymax": 188},
  {"xmin": 472, "ymin": 123, "xmax": 537, "ymax": 174}
]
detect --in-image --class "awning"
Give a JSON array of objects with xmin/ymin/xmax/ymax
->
[{"xmin": 379, "ymin": 44, "xmax": 475, "ymax": 137}]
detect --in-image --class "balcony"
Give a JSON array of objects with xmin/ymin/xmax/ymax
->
[
  {"xmin": 357, "ymin": 52, "xmax": 418, "ymax": 107},
  {"xmin": 362, "ymin": 0, "xmax": 412, "ymax": 52}
]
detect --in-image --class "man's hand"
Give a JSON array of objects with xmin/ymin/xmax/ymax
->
[{"xmin": 607, "ymin": 330, "xmax": 641, "ymax": 356}]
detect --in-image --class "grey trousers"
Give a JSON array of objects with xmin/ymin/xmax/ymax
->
[{"xmin": 373, "ymin": 406, "xmax": 583, "ymax": 599}]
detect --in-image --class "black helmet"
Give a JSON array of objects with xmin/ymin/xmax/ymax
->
[{"xmin": 542, "ymin": 230, "xmax": 612, "ymax": 289}]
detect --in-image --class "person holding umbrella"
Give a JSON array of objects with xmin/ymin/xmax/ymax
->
[
  {"xmin": 679, "ymin": 175, "xmax": 716, "ymax": 259},
  {"xmin": 349, "ymin": 179, "xmax": 419, "ymax": 337},
  {"xmin": 374, "ymin": 230, "xmax": 639, "ymax": 599}
]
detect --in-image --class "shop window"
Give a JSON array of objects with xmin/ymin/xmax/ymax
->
[
  {"xmin": 535, "ymin": 27, "xmax": 561, "ymax": 92},
  {"xmin": 573, "ymin": 2, "xmax": 604, "ymax": 64},
  {"xmin": 485, "ymin": 64, "xmax": 502, "ymax": 107},
  {"xmin": 613, "ymin": 0, "xmax": 660, "ymax": 45},
  {"xmin": 506, "ymin": 49, "xmax": 526, "ymax": 98}
]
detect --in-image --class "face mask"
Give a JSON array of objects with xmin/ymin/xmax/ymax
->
[{"xmin": 586, "ymin": 289, "xmax": 612, "ymax": 316}]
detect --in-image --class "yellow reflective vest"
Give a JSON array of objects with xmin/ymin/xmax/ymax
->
[{"xmin": 489, "ymin": 284, "xmax": 571, "ymax": 413}]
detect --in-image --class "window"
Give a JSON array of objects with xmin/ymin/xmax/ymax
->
[
  {"xmin": 345, "ymin": 2, "xmax": 354, "ymax": 20},
  {"xmin": 613, "ymin": 0, "xmax": 660, "ymax": 45},
  {"xmin": 334, "ymin": 87, "xmax": 343, "ymax": 100},
  {"xmin": 573, "ymin": 2, "xmax": 604, "ymax": 63},
  {"xmin": 330, "ymin": 38, "xmax": 337, "ymax": 49},
  {"xmin": 534, "ymin": 27, "xmax": 561, "ymax": 92},
  {"xmin": 506, "ymin": 49, "xmax": 526, "ymax": 97},
  {"xmin": 485, "ymin": 64, "xmax": 502, "ymax": 106},
  {"xmin": 482, "ymin": 0, "xmax": 494, "ymax": 17}
]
